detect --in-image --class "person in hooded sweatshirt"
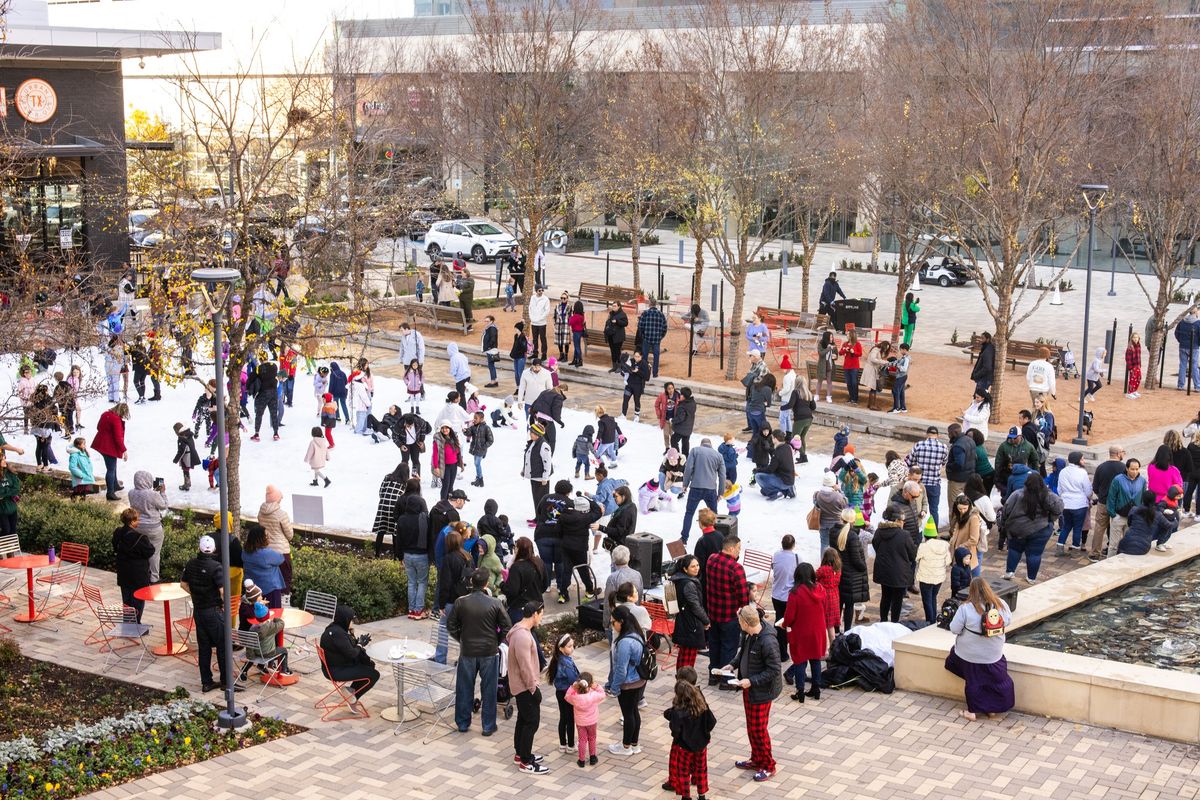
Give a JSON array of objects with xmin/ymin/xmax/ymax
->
[
  {"xmin": 319, "ymin": 604, "xmax": 380, "ymax": 700},
  {"xmin": 327, "ymin": 361, "xmax": 349, "ymax": 423},
  {"xmin": 349, "ymin": 371, "xmax": 372, "ymax": 435},
  {"xmin": 127, "ymin": 469, "xmax": 168, "ymax": 583},
  {"xmin": 448, "ymin": 342, "xmax": 472, "ymax": 409},
  {"xmin": 258, "ymin": 485, "xmax": 295, "ymax": 598},
  {"xmin": 475, "ymin": 533, "xmax": 506, "ymax": 592},
  {"xmin": 476, "ymin": 498, "xmax": 513, "ymax": 559},
  {"xmin": 573, "ymin": 424, "xmax": 596, "ymax": 480}
]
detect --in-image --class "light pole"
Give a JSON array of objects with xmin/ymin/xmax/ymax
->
[
  {"xmin": 1074, "ymin": 183, "xmax": 1109, "ymax": 446},
  {"xmin": 191, "ymin": 266, "xmax": 246, "ymax": 730}
]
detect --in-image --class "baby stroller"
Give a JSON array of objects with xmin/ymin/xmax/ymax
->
[
  {"xmin": 491, "ymin": 641, "xmax": 515, "ymax": 719},
  {"xmin": 1058, "ymin": 342, "xmax": 1079, "ymax": 379}
]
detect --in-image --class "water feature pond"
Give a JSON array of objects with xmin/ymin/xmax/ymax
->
[{"xmin": 1010, "ymin": 559, "xmax": 1200, "ymax": 673}]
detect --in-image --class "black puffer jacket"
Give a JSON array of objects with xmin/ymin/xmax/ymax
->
[
  {"xmin": 319, "ymin": 605, "xmax": 372, "ymax": 678},
  {"xmin": 832, "ymin": 524, "xmax": 870, "ymax": 604},
  {"xmin": 559, "ymin": 497, "xmax": 603, "ymax": 550},
  {"xmin": 672, "ymin": 397, "xmax": 696, "ymax": 438},
  {"xmin": 734, "ymin": 629, "xmax": 782, "ymax": 705},
  {"xmin": 872, "ymin": 514, "xmax": 917, "ymax": 588},
  {"xmin": 394, "ymin": 493, "xmax": 432, "ymax": 558},
  {"xmin": 669, "ymin": 572, "xmax": 709, "ymax": 649},
  {"xmin": 600, "ymin": 500, "xmax": 637, "ymax": 546}
]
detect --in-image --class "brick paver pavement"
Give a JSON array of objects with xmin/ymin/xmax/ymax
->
[{"xmin": 2, "ymin": 567, "xmax": 1194, "ymax": 800}]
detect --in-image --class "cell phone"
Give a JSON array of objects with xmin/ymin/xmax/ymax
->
[{"xmin": 154, "ymin": 477, "xmax": 165, "ymax": 491}]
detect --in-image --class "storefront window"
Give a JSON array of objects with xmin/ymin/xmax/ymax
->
[{"xmin": 1, "ymin": 158, "xmax": 85, "ymax": 263}]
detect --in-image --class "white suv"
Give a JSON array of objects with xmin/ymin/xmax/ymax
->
[{"xmin": 425, "ymin": 218, "xmax": 518, "ymax": 262}]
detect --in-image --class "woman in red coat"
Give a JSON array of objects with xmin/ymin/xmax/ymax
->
[
  {"xmin": 778, "ymin": 562, "xmax": 827, "ymax": 703},
  {"xmin": 91, "ymin": 402, "xmax": 130, "ymax": 501}
]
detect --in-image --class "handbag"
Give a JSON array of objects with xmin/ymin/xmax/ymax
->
[{"xmin": 806, "ymin": 506, "xmax": 821, "ymax": 531}]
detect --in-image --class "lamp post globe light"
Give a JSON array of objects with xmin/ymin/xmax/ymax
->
[
  {"xmin": 191, "ymin": 267, "xmax": 247, "ymax": 730},
  {"xmin": 1074, "ymin": 184, "xmax": 1109, "ymax": 446}
]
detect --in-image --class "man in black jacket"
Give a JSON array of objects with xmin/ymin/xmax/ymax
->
[
  {"xmin": 945, "ymin": 422, "xmax": 976, "ymax": 502},
  {"xmin": 970, "ymin": 331, "xmax": 995, "ymax": 393},
  {"xmin": 754, "ymin": 431, "xmax": 796, "ymax": 500},
  {"xmin": 559, "ymin": 494, "xmax": 602, "ymax": 598},
  {"xmin": 251, "ymin": 359, "xmax": 280, "ymax": 441},
  {"xmin": 603, "ymin": 301, "xmax": 628, "ymax": 372},
  {"xmin": 481, "ymin": 315, "xmax": 500, "ymax": 388},
  {"xmin": 534, "ymin": 479, "xmax": 573, "ymax": 603},
  {"xmin": 529, "ymin": 385, "xmax": 568, "ymax": 453},
  {"xmin": 181, "ymin": 535, "xmax": 242, "ymax": 694},
  {"xmin": 727, "ymin": 605, "xmax": 782, "ymax": 783},
  {"xmin": 621, "ymin": 351, "xmax": 650, "ymax": 421},
  {"xmin": 448, "ymin": 568, "xmax": 512, "ymax": 734},
  {"xmin": 319, "ymin": 604, "xmax": 380, "ymax": 700}
]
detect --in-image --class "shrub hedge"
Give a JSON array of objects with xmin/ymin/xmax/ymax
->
[{"xmin": 13, "ymin": 491, "xmax": 427, "ymax": 622}]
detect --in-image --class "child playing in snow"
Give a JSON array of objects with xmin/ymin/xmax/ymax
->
[
  {"xmin": 504, "ymin": 276, "xmax": 517, "ymax": 312},
  {"xmin": 639, "ymin": 478, "xmax": 673, "ymax": 514},
  {"xmin": 573, "ymin": 425, "xmax": 595, "ymax": 480},
  {"xmin": 862, "ymin": 472, "xmax": 881, "ymax": 526},
  {"xmin": 594, "ymin": 405, "xmax": 621, "ymax": 468},
  {"xmin": 192, "ymin": 379, "xmax": 216, "ymax": 438},
  {"xmin": 832, "ymin": 423, "xmax": 850, "ymax": 464},
  {"xmin": 313, "ymin": 366, "xmax": 329, "ymax": 417},
  {"xmin": 203, "ymin": 455, "xmax": 220, "ymax": 490},
  {"xmin": 305, "ymin": 426, "xmax": 331, "ymax": 487},
  {"xmin": 464, "ymin": 383, "xmax": 486, "ymax": 415},
  {"xmin": 659, "ymin": 448, "xmax": 686, "ymax": 495},
  {"xmin": 320, "ymin": 392, "xmax": 338, "ymax": 448},
  {"xmin": 721, "ymin": 479, "xmax": 742, "ymax": 516},
  {"xmin": 718, "ymin": 432, "xmax": 739, "ymax": 487},
  {"xmin": 491, "ymin": 395, "xmax": 518, "ymax": 428},
  {"xmin": 465, "ymin": 411, "xmax": 494, "ymax": 488},
  {"xmin": 403, "ymin": 359, "xmax": 424, "ymax": 414},
  {"xmin": 564, "ymin": 672, "xmax": 605, "ymax": 768},
  {"xmin": 663, "ymin": 672, "xmax": 716, "ymax": 800},
  {"xmin": 173, "ymin": 422, "xmax": 201, "ymax": 491}
]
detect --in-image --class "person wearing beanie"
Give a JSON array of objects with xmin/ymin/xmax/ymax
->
[
  {"xmin": 182, "ymin": 534, "xmax": 241, "ymax": 694},
  {"xmin": 240, "ymin": 599, "xmax": 291, "ymax": 679},
  {"xmin": 511, "ymin": 321, "xmax": 529, "ymax": 387},
  {"xmin": 812, "ymin": 471, "xmax": 849, "ymax": 552},
  {"xmin": 172, "ymin": 421, "xmax": 201, "ymax": 491},
  {"xmin": 1157, "ymin": 485, "xmax": 1184, "ymax": 535},
  {"xmin": 915, "ymin": 523, "xmax": 952, "ymax": 624},
  {"xmin": 1055, "ymin": 451, "xmax": 1093, "ymax": 554},
  {"xmin": 521, "ymin": 422, "xmax": 554, "ymax": 508},
  {"xmin": 239, "ymin": 579, "xmax": 263, "ymax": 630}
]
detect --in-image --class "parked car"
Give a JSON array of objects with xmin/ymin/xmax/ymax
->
[
  {"xmin": 424, "ymin": 217, "xmax": 517, "ymax": 262},
  {"xmin": 918, "ymin": 257, "xmax": 972, "ymax": 287}
]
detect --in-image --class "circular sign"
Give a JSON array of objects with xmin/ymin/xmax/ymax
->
[{"xmin": 15, "ymin": 79, "xmax": 57, "ymax": 123}]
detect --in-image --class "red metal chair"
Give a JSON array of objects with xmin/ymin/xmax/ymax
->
[
  {"xmin": 314, "ymin": 646, "xmax": 371, "ymax": 722},
  {"xmin": 82, "ymin": 584, "xmax": 151, "ymax": 672},
  {"xmin": 742, "ymin": 548, "xmax": 775, "ymax": 605},
  {"xmin": 36, "ymin": 542, "xmax": 89, "ymax": 619},
  {"xmin": 643, "ymin": 600, "xmax": 677, "ymax": 672}
]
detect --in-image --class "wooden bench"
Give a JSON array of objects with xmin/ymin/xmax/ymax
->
[
  {"xmin": 578, "ymin": 282, "xmax": 641, "ymax": 307},
  {"xmin": 804, "ymin": 360, "xmax": 895, "ymax": 391},
  {"xmin": 756, "ymin": 306, "xmax": 829, "ymax": 330},
  {"xmin": 583, "ymin": 328, "xmax": 609, "ymax": 355},
  {"xmin": 403, "ymin": 300, "xmax": 470, "ymax": 333},
  {"xmin": 966, "ymin": 333, "xmax": 1059, "ymax": 370}
]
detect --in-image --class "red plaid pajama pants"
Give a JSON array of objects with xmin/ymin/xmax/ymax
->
[
  {"xmin": 675, "ymin": 647, "xmax": 699, "ymax": 670},
  {"xmin": 743, "ymin": 692, "xmax": 775, "ymax": 772},
  {"xmin": 668, "ymin": 743, "xmax": 709, "ymax": 796}
]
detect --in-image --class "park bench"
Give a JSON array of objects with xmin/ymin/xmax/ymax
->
[
  {"xmin": 578, "ymin": 282, "xmax": 641, "ymax": 308},
  {"xmin": 804, "ymin": 360, "xmax": 896, "ymax": 392},
  {"xmin": 756, "ymin": 306, "xmax": 829, "ymax": 331},
  {"xmin": 966, "ymin": 333, "xmax": 1059, "ymax": 370},
  {"xmin": 402, "ymin": 300, "xmax": 470, "ymax": 334}
]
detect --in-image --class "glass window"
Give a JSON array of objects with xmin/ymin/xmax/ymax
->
[{"xmin": 466, "ymin": 223, "xmax": 501, "ymax": 235}]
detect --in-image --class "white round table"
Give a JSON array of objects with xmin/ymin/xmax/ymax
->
[{"xmin": 366, "ymin": 638, "xmax": 436, "ymax": 723}]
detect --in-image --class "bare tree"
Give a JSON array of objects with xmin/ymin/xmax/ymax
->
[{"xmin": 893, "ymin": 0, "xmax": 1140, "ymax": 418}]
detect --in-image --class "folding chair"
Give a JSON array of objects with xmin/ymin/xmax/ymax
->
[
  {"xmin": 172, "ymin": 600, "xmax": 199, "ymax": 665},
  {"xmin": 92, "ymin": 603, "xmax": 152, "ymax": 674},
  {"xmin": 643, "ymin": 599, "xmax": 677, "ymax": 672},
  {"xmin": 82, "ymin": 584, "xmax": 113, "ymax": 648},
  {"xmin": 399, "ymin": 659, "xmax": 457, "ymax": 744},
  {"xmin": 288, "ymin": 589, "xmax": 337, "ymax": 673},
  {"xmin": 769, "ymin": 328, "xmax": 793, "ymax": 368},
  {"xmin": 232, "ymin": 629, "xmax": 287, "ymax": 703},
  {"xmin": 428, "ymin": 619, "xmax": 460, "ymax": 667},
  {"xmin": 741, "ymin": 548, "xmax": 774, "ymax": 605},
  {"xmin": 0, "ymin": 534, "xmax": 22, "ymax": 612},
  {"xmin": 35, "ymin": 542, "xmax": 89, "ymax": 619},
  {"xmin": 314, "ymin": 646, "xmax": 370, "ymax": 721}
]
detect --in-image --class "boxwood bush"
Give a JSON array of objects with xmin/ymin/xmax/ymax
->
[{"xmin": 13, "ymin": 491, "xmax": 426, "ymax": 622}]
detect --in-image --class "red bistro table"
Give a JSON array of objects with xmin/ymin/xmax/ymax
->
[
  {"xmin": 134, "ymin": 582, "xmax": 192, "ymax": 656},
  {"xmin": 261, "ymin": 607, "xmax": 315, "ymax": 686},
  {"xmin": 0, "ymin": 555, "xmax": 51, "ymax": 622}
]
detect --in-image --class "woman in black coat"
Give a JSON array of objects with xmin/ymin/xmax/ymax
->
[
  {"xmin": 872, "ymin": 499, "xmax": 918, "ymax": 623},
  {"xmin": 747, "ymin": 424, "xmax": 775, "ymax": 483},
  {"xmin": 501, "ymin": 537, "xmax": 547, "ymax": 623},
  {"xmin": 831, "ymin": 509, "xmax": 869, "ymax": 630},
  {"xmin": 599, "ymin": 486, "xmax": 637, "ymax": 547},
  {"xmin": 113, "ymin": 508, "xmax": 154, "ymax": 623},
  {"xmin": 667, "ymin": 554, "xmax": 709, "ymax": 669},
  {"xmin": 603, "ymin": 302, "xmax": 628, "ymax": 372},
  {"xmin": 372, "ymin": 463, "xmax": 410, "ymax": 558}
]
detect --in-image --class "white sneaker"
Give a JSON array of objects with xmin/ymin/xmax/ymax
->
[
  {"xmin": 631, "ymin": 745, "xmax": 643, "ymax": 754},
  {"xmin": 825, "ymin": 395, "xmax": 833, "ymax": 403},
  {"xmin": 1002, "ymin": 572, "xmax": 1015, "ymax": 580},
  {"xmin": 608, "ymin": 744, "xmax": 634, "ymax": 756},
  {"xmin": 559, "ymin": 744, "xmax": 576, "ymax": 753},
  {"xmin": 1155, "ymin": 543, "xmax": 1173, "ymax": 551},
  {"xmin": 1026, "ymin": 577, "xmax": 1038, "ymax": 584}
]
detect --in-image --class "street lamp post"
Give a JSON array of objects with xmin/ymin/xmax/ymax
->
[
  {"xmin": 1074, "ymin": 184, "xmax": 1109, "ymax": 446},
  {"xmin": 191, "ymin": 267, "xmax": 246, "ymax": 730}
]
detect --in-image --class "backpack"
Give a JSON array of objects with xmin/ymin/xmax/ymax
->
[
  {"xmin": 980, "ymin": 603, "xmax": 1005, "ymax": 637},
  {"xmin": 620, "ymin": 632, "xmax": 658, "ymax": 682},
  {"xmin": 935, "ymin": 598, "xmax": 960, "ymax": 630}
]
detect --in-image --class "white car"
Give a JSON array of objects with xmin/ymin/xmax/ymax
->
[{"xmin": 424, "ymin": 218, "xmax": 517, "ymax": 262}]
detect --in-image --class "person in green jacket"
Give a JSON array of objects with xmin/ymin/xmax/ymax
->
[
  {"xmin": 458, "ymin": 268, "xmax": 476, "ymax": 328},
  {"xmin": 0, "ymin": 453, "xmax": 21, "ymax": 537},
  {"xmin": 475, "ymin": 533, "xmax": 504, "ymax": 593},
  {"xmin": 901, "ymin": 293, "xmax": 920, "ymax": 347}
]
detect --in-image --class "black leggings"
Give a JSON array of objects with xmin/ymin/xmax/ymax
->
[
  {"xmin": 880, "ymin": 586, "xmax": 905, "ymax": 623},
  {"xmin": 556, "ymin": 688, "xmax": 575, "ymax": 746},
  {"xmin": 772, "ymin": 598, "xmax": 790, "ymax": 662},
  {"xmin": 621, "ymin": 389, "xmax": 643, "ymax": 416},
  {"xmin": 439, "ymin": 463, "xmax": 458, "ymax": 500},
  {"xmin": 608, "ymin": 341, "xmax": 623, "ymax": 368},
  {"xmin": 35, "ymin": 435, "xmax": 52, "ymax": 467},
  {"xmin": 617, "ymin": 685, "xmax": 644, "ymax": 747},
  {"xmin": 670, "ymin": 433, "xmax": 690, "ymax": 457},
  {"xmin": 841, "ymin": 597, "xmax": 856, "ymax": 632},
  {"xmin": 400, "ymin": 446, "xmax": 421, "ymax": 477}
]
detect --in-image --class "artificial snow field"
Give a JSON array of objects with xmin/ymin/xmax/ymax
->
[{"xmin": 1, "ymin": 347, "xmax": 948, "ymax": 583}]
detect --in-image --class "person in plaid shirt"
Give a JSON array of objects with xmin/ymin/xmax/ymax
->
[
  {"xmin": 705, "ymin": 535, "xmax": 749, "ymax": 688},
  {"xmin": 906, "ymin": 426, "xmax": 948, "ymax": 527},
  {"xmin": 636, "ymin": 298, "xmax": 669, "ymax": 378}
]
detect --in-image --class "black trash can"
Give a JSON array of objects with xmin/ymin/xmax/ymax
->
[{"xmin": 832, "ymin": 298, "xmax": 876, "ymax": 332}]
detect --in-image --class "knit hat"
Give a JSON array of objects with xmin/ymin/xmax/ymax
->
[
  {"xmin": 547, "ymin": 357, "xmax": 558, "ymax": 369},
  {"xmin": 574, "ymin": 495, "xmax": 592, "ymax": 513},
  {"xmin": 648, "ymin": 478, "xmax": 659, "ymax": 490},
  {"xmin": 821, "ymin": 472, "xmax": 837, "ymax": 488},
  {"xmin": 242, "ymin": 579, "xmax": 262, "ymax": 605},
  {"xmin": 198, "ymin": 535, "xmax": 216, "ymax": 554},
  {"xmin": 253, "ymin": 601, "xmax": 269, "ymax": 620},
  {"xmin": 780, "ymin": 354, "xmax": 793, "ymax": 370},
  {"xmin": 530, "ymin": 421, "xmax": 546, "ymax": 436},
  {"xmin": 1068, "ymin": 451, "xmax": 1084, "ymax": 465},
  {"xmin": 844, "ymin": 444, "xmax": 856, "ymax": 455},
  {"xmin": 323, "ymin": 392, "xmax": 333, "ymax": 402}
]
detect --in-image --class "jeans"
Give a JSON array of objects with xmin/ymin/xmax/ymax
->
[
  {"xmin": 403, "ymin": 553, "xmax": 429, "ymax": 612},
  {"xmin": 336, "ymin": 395, "xmax": 350, "ymax": 422},
  {"xmin": 641, "ymin": 338, "xmax": 662, "ymax": 377},
  {"xmin": 972, "ymin": 549, "xmax": 983, "ymax": 578},
  {"xmin": 354, "ymin": 410, "xmax": 369, "ymax": 435},
  {"xmin": 486, "ymin": 355, "xmax": 498, "ymax": 382},
  {"xmin": 918, "ymin": 582, "xmax": 941, "ymax": 623},
  {"xmin": 433, "ymin": 601, "xmax": 455, "ymax": 663},
  {"xmin": 680, "ymin": 488, "xmax": 718, "ymax": 544},
  {"xmin": 818, "ymin": 523, "xmax": 838, "ymax": 554},
  {"xmin": 596, "ymin": 442, "xmax": 617, "ymax": 464},
  {"xmin": 707, "ymin": 618, "xmax": 741, "ymax": 676},
  {"xmin": 455, "ymin": 654, "xmax": 499, "ymax": 732},
  {"xmin": 845, "ymin": 367, "xmax": 860, "ymax": 403},
  {"xmin": 1057, "ymin": 506, "xmax": 1088, "ymax": 548},
  {"xmin": 571, "ymin": 330, "xmax": 584, "ymax": 364},
  {"xmin": 473, "ymin": 455, "xmax": 484, "ymax": 480},
  {"xmin": 756, "ymin": 472, "xmax": 793, "ymax": 499},
  {"xmin": 514, "ymin": 688, "xmax": 542, "ymax": 763},
  {"xmin": 102, "ymin": 454, "xmax": 119, "ymax": 496},
  {"xmin": 891, "ymin": 374, "xmax": 908, "ymax": 410},
  {"xmin": 536, "ymin": 538, "xmax": 568, "ymax": 594},
  {"xmin": 747, "ymin": 409, "xmax": 766, "ymax": 437},
  {"xmin": 789, "ymin": 658, "xmax": 822, "ymax": 689},
  {"xmin": 924, "ymin": 482, "xmax": 941, "ymax": 528},
  {"xmin": 1179, "ymin": 347, "xmax": 1200, "ymax": 388},
  {"xmin": 778, "ymin": 408, "xmax": 793, "ymax": 434},
  {"xmin": 513, "ymin": 357, "xmax": 526, "ymax": 387},
  {"xmin": 106, "ymin": 373, "xmax": 120, "ymax": 403},
  {"xmin": 1005, "ymin": 524, "xmax": 1054, "ymax": 580},
  {"xmin": 284, "ymin": 376, "xmax": 294, "ymax": 405}
]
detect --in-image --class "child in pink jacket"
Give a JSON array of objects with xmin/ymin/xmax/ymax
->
[{"xmin": 564, "ymin": 672, "xmax": 605, "ymax": 767}]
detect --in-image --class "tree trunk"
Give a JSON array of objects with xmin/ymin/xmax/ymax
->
[
  {"xmin": 691, "ymin": 236, "xmax": 705, "ymax": 308},
  {"xmin": 223, "ymin": 352, "xmax": 244, "ymax": 535},
  {"xmin": 723, "ymin": 238, "xmax": 750, "ymax": 381},
  {"xmin": 630, "ymin": 219, "xmax": 642, "ymax": 293},
  {"xmin": 800, "ymin": 247, "xmax": 812, "ymax": 312},
  {"xmin": 988, "ymin": 293, "xmax": 1013, "ymax": 423},
  {"xmin": 1145, "ymin": 278, "xmax": 1173, "ymax": 391}
]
